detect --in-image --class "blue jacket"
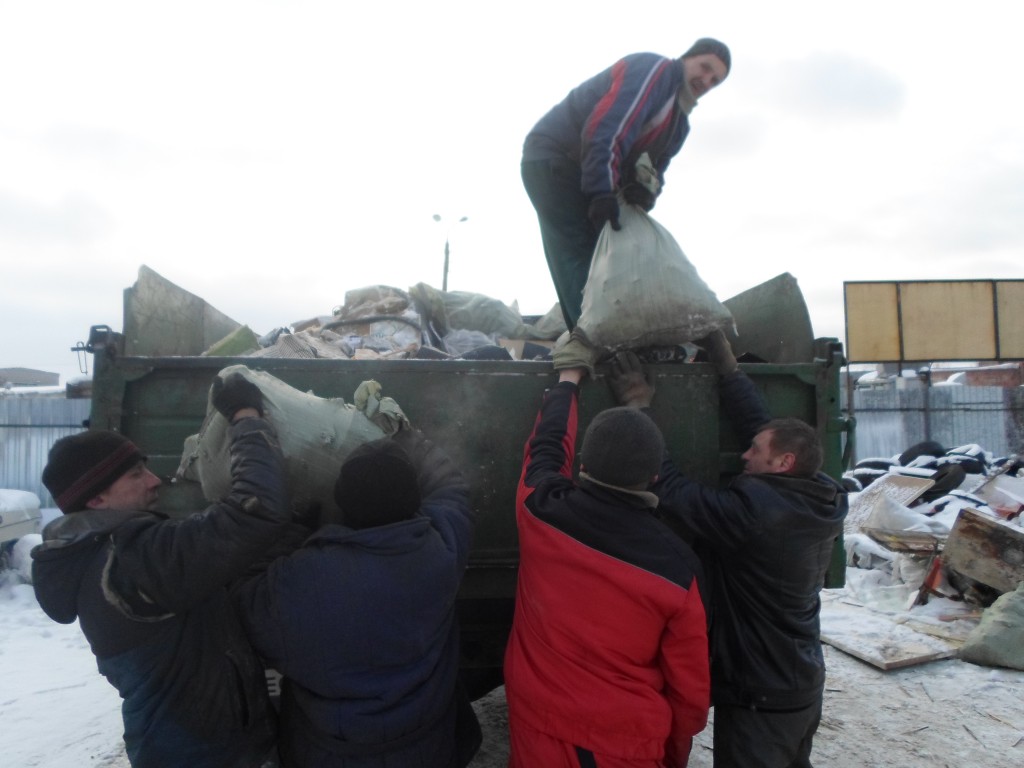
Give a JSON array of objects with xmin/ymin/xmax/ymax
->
[
  {"xmin": 523, "ymin": 52, "xmax": 690, "ymax": 199},
  {"xmin": 652, "ymin": 372, "xmax": 848, "ymax": 710},
  {"xmin": 237, "ymin": 432, "xmax": 476, "ymax": 767},
  {"xmin": 31, "ymin": 418, "xmax": 289, "ymax": 768}
]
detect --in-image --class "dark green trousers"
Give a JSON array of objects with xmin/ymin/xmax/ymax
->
[{"xmin": 521, "ymin": 157, "xmax": 598, "ymax": 330}]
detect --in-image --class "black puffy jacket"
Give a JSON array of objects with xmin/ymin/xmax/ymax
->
[
  {"xmin": 32, "ymin": 418, "xmax": 290, "ymax": 768},
  {"xmin": 652, "ymin": 372, "xmax": 848, "ymax": 710}
]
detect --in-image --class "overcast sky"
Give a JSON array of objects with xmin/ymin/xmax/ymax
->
[{"xmin": 2, "ymin": 1, "xmax": 1022, "ymax": 383}]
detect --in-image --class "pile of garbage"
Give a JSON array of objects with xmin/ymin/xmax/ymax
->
[
  {"xmin": 208, "ymin": 284, "xmax": 567, "ymax": 363},
  {"xmin": 842, "ymin": 441, "xmax": 1023, "ymax": 537},
  {"xmin": 836, "ymin": 440, "xmax": 1024, "ymax": 670}
]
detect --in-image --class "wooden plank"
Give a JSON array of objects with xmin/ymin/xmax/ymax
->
[
  {"xmin": 844, "ymin": 282, "xmax": 901, "ymax": 362},
  {"xmin": 820, "ymin": 597, "xmax": 960, "ymax": 670},
  {"xmin": 901, "ymin": 282, "xmax": 997, "ymax": 361},
  {"xmin": 995, "ymin": 281, "xmax": 1024, "ymax": 358},
  {"xmin": 942, "ymin": 508, "xmax": 1024, "ymax": 594},
  {"xmin": 863, "ymin": 528, "xmax": 943, "ymax": 553}
]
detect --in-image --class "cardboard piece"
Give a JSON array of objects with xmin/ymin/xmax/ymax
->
[{"xmin": 845, "ymin": 474, "xmax": 935, "ymax": 535}]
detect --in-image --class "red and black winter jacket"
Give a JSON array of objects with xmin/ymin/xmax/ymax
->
[{"xmin": 503, "ymin": 381, "xmax": 709, "ymax": 762}]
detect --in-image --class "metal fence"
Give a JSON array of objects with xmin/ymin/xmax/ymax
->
[
  {"xmin": 843, "ymin": 381, "xmax": 1024, "ymax": 462},
  {"xmin": 0, "ymin": 397, "xmax": 90, "ymax": 507}
]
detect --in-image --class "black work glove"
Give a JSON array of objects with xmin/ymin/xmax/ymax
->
[
  {"xmin": 622, "ymin": 183, "xmax": 656, "ymax": 212},
  {"xmin": 211, "ymin": 372, "xmax": 265, "ymax": 420},
  {"xmin": 587, "ymin": 194, "xmax": 621, "ymax": 232},
  {"xmin": 607, "ymin": 351, "xmax": 655, "ymax": 408}
]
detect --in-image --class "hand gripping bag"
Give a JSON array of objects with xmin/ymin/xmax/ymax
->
[
  {"xmin": 176, "ymin": 364, "xmax": 409, "ymax": 520},
  {"xmin": 576, "ymin": 199, "xmax": 733, "ymax": 350}
]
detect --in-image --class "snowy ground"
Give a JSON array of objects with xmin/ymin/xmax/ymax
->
[
  {"xmin": 3, "ymin": 509, "xmax": 1023, "ymax": 768},
  {"xmin": 3, "ymin": 564, "xmax": 1021, "ymax": 768}
]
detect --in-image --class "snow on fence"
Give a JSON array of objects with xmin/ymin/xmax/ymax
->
[
  {"xmin": 0, "ymin": 397, "xmax": 90, "ymax": 507},
  {"xmin": 844, "ymin": 382, "xmax": 1024, "ymax": 462}
]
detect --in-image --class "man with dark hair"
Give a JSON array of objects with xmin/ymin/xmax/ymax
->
[
  {"xmin": 522, "ymin": 37, "xmax": 731, "ymax": 329},
  {"xmin": 608, "ymin": 332, "xmax": 848, "ymax": 768},
  {"xmin": 32, "ymin": 373, "xmax": 289, "ymax": 768},
  {"xmin": 236, "ymin": 431, "xmax": 480, "ymax": 768},
  {"xmin": 504, "ymin": 361, "xmax": 709, "ymax": 767}
]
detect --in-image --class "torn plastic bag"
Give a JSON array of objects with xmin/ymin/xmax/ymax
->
[
  {"xmin": 176, "ymin": 365, "xmax": 409, "ymax": 520},
  {"xmin": 576, "ymin": 197, "xmax": 733, "ymax": 350}
]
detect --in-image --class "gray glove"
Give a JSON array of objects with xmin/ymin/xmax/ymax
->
[
  {"xmin": 607, "ymin": 351, "xmax": 655, "ymax": 408},
  {"xmin": 696, "ymin": 329, "xmax": 738, "ymax": 375},
  {"xmin": 552, "ymin": 329, "xmax": 598, "ymax": 378}
]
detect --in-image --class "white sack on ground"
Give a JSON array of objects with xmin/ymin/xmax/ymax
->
[
  {"xmin": 176, "ymin": 365, "xmax": 408, "ymax": 519},
  {"xmin": 576, "ymin": 201, "xmax": 733, "ymax": 350}
]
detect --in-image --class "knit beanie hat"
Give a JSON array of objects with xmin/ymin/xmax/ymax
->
[
  {"xmin": 682, "ymin": 37, "xmax": 731, "ymax": 74},
  {"xmin": 42, "ymin": 431, "xmax": 146, "ymax": 513},
  {"xmin": 332, "ymin": 438, "xmax": 421, "ymax": 530},
  {"xmin": 580, "ymin": 408, "xmax": 665, "ymax": 489}
]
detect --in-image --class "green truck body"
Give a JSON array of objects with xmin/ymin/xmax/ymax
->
[{"xmin": 84, "ymin": 325, "xmax": 851, "ymax": 696}]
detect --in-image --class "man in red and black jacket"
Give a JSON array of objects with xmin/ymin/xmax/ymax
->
[{"xmin": 503, "ymin": 361, "xmax": 710, "ymax": 768}]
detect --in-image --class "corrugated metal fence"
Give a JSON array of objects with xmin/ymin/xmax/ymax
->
[
  {"xmin": 0, "ymin": 397, "xmax": 90, "ymax": 507},
  {"xmin": 844, "ymin": 383, "xmax": 1024, "ymax": 462}
]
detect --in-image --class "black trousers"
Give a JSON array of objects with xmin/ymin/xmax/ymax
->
[
  {"xmin": 521, "ymin": 157, "xmax": 599, "ymax": 330},
  {"xmin": 712, "ymin": 699, "xmax": 822, "ymax": 768}
]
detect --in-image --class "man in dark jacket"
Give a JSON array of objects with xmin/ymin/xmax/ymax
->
[
  {"xmin": 609, "ymin": 335, "xmax": 848, "ymax": 768},
  {"xmin": 31, "ymin": 373, "xmax": 289, "ymax": 768},
  {"xmin": 504, "ymin": 362, "xmax": 709, "ymax": 767},
  {"xmin": 522, "ymin": 37, "xmax": 731, "ymax": 329},
  {"xmin": 236, "ymin": 430, "xmax": 480, "ymax": 768}
]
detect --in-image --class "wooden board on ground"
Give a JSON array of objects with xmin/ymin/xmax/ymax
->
[
  {"xmin": 820, "ymin": 596, "xmax": 960, "ymax": 670},
  {"xmin": 845, "ymin": 474, "xmax": 935, "ymax": 535}
]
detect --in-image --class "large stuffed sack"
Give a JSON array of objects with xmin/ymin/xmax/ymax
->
[
  {"xmin": 959, "ymin": 582, "xmax": 1024, "ymax": 671},
  {"xmin": 576, "ymin": 199, "xmax": 733, "ymax": 350},
  {"xmin": 176, "ymin": 364, "xmax": 409, "ymax": 520}
]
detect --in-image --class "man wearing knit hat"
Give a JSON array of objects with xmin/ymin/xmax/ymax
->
[
  {"xmin": 522, "ymin": 37, "xmax": 731, "ymax": 330},
  {"xmin": 32, "ymin": 373, "xmax": 291, "ymax": 768},
  {"xmin": 236, "ymin": 431, "xmax": 481, "ymax": 768},
  {"xmin": 608, "ymin": 334, "xmax": 848, "ymax": 768},
  {"xmin": 504, "ymin": 363, "xmax": 709, "ymax": 767}
]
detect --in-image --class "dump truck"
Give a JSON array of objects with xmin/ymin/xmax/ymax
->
[{"xmin": 80, "ymin": 267, "xmax": 853, "ymax": 698}]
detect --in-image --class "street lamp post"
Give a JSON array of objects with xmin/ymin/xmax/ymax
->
[{"xmin": 432, "ymin": 214, "xmax": 468, "ymax": 292}]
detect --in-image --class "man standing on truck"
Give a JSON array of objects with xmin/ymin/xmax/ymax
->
[
  {"xmin": 31, "ymin": 373, "xmax": 289, "ymax": 768},
  {"xmin": 522, "ymin": 37, "xmax": 731, "ymax": 330},
  {"xmin": 607, "ymin": 333, "xmax": 848, "ymax": 768},
  {"xmin": 235, "ymin": 429, "xmax": 481, "ymax": 768},
  {"xmin": 504, "ymin": 348, "xmax": 710, "ymax": 767}
]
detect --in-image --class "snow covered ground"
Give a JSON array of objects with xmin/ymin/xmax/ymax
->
[{"xmin": 3, "ymin": 522, "xmax": 1022, "ymax": 767}]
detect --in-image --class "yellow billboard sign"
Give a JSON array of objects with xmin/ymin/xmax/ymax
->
[{"xmin": 844, "ymin": 280, "xmax": 1024, "ymax": 362}]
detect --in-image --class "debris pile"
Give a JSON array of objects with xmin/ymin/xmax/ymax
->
[
  {"xmin": 825, "ymin": 439, "xmax": 1024, "ymax": 671},
  {"xmin": 217, "ymin": 284, "xmax": 566, "ymax": 363}
]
